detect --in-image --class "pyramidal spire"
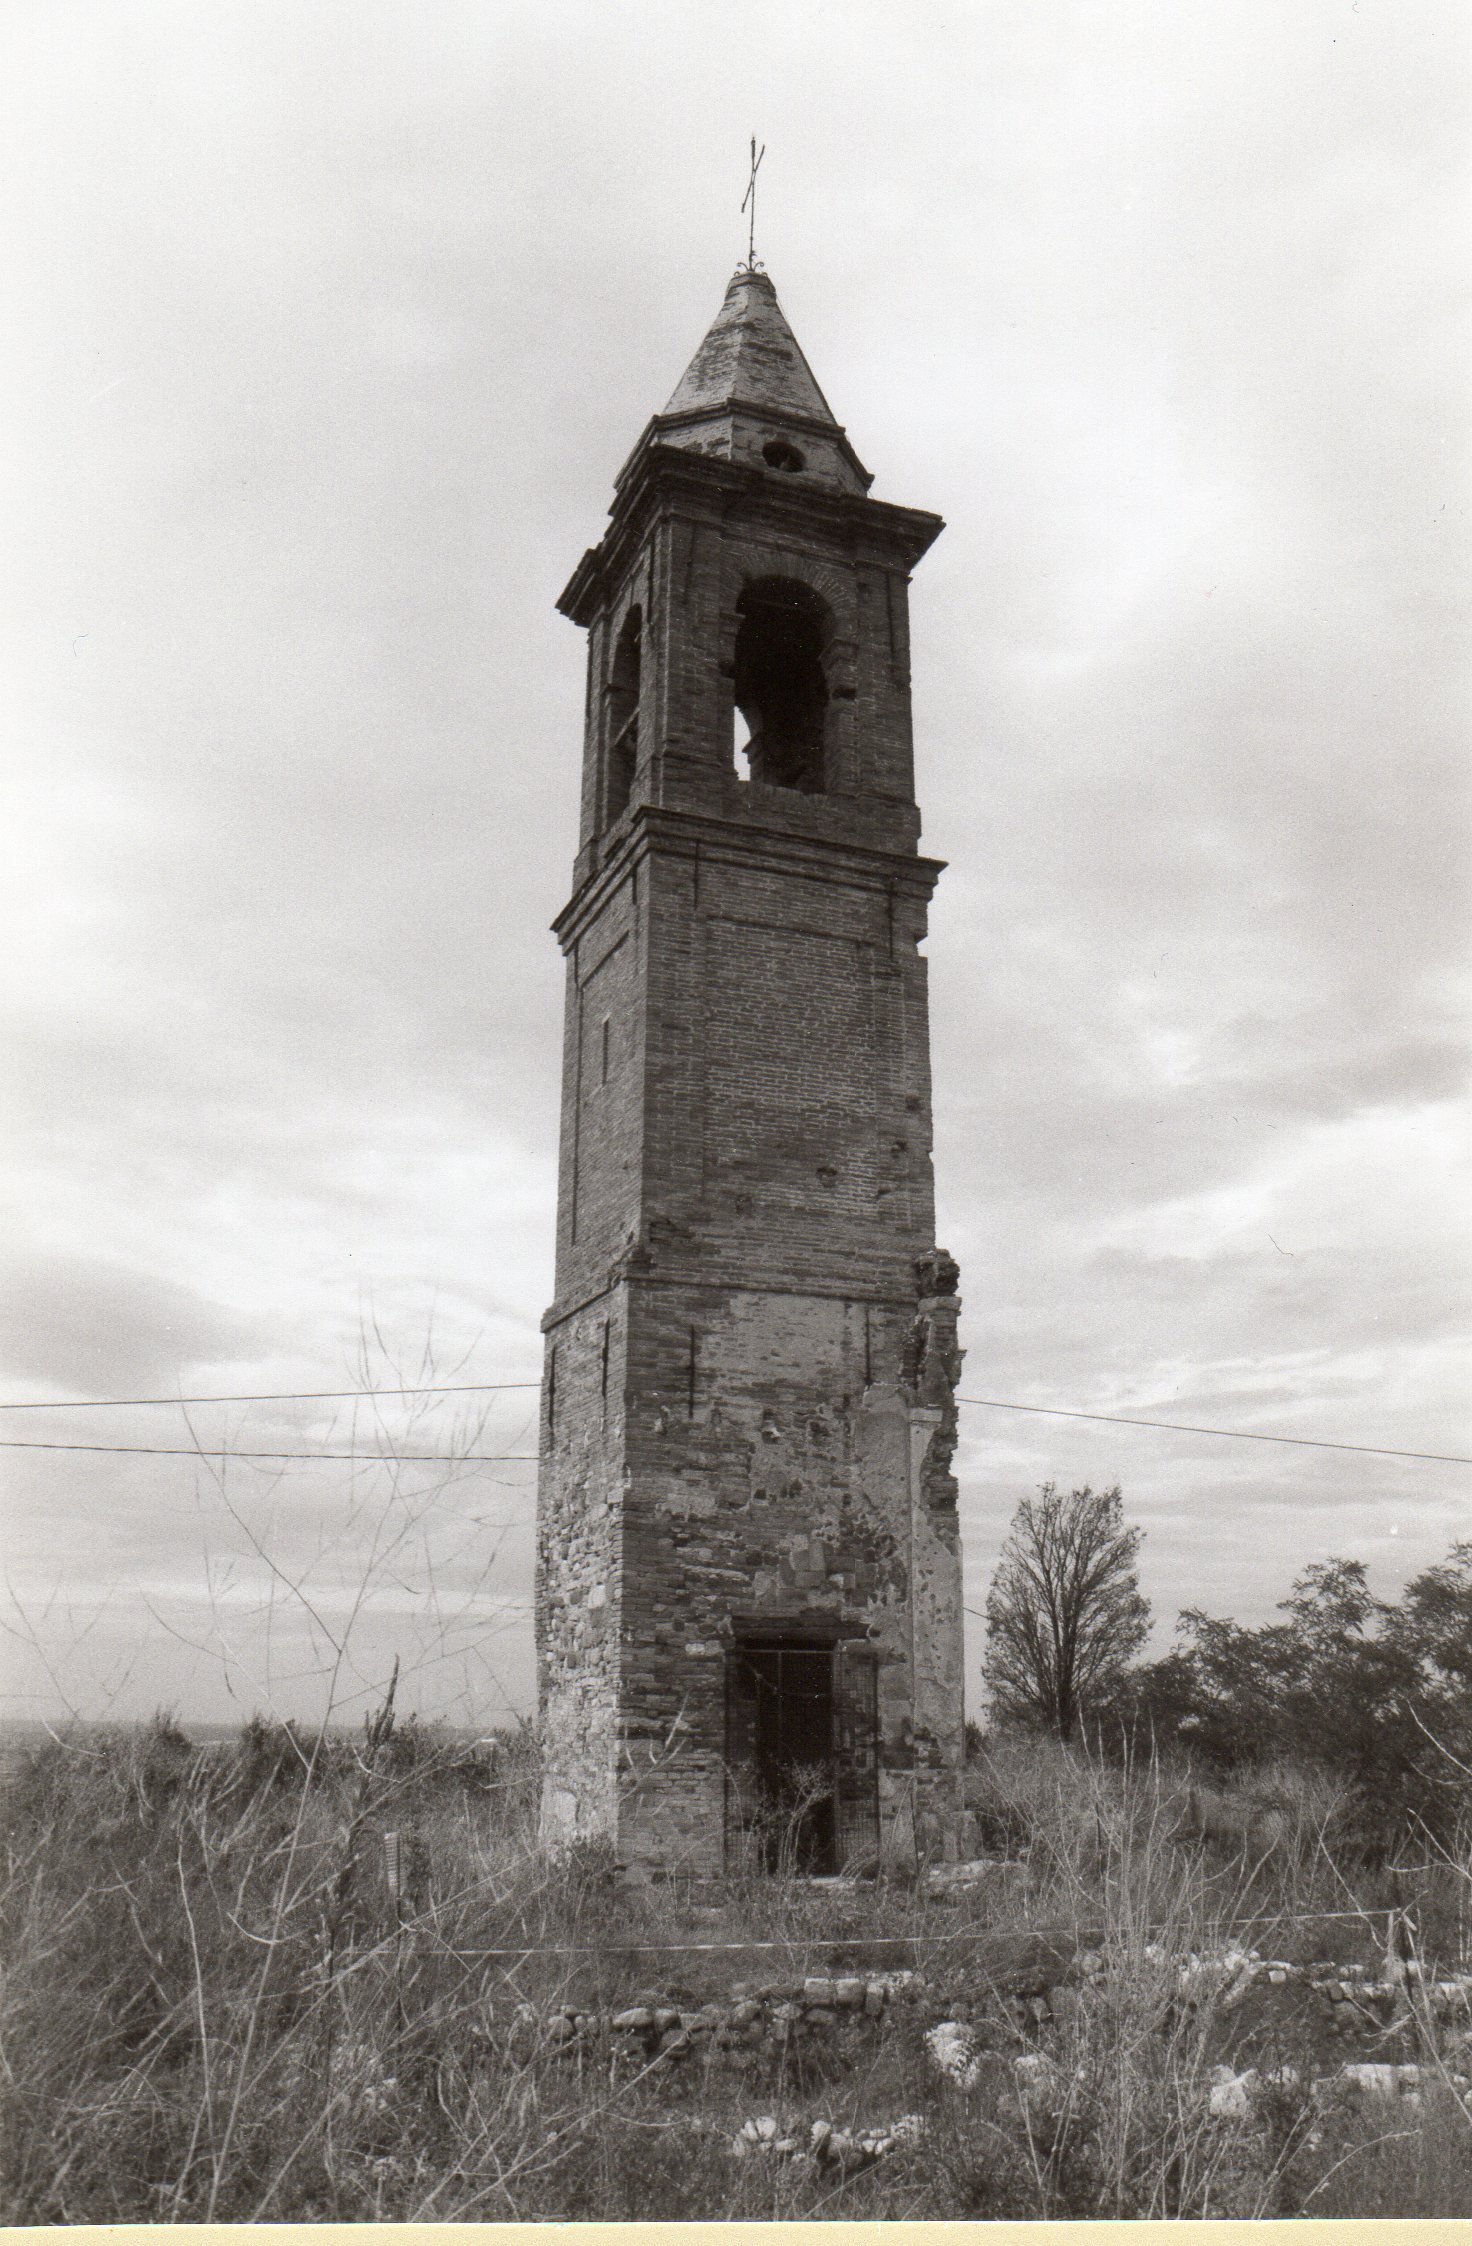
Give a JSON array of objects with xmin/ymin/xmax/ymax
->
[
  {"xmin": 664, "ymin": 268, "xmax": 836, "ymax": 423},
  {"xmin": 644, "ymin": 269, "xmax": 872, "ymax": 495}
]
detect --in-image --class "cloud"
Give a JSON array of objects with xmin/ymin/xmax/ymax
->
[{"xmin": 0, "ymin": 1253, "xmax": 269, "ymax": 1398}]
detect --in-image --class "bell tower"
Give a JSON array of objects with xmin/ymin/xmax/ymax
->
[{"xmin": 537, "ymin": 267, "xmax": 965, "ymax": 1874}]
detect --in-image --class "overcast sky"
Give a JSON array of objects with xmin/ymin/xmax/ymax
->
[{"xmin": 2, "ymin": 0, "xmax": 1467, "ymax": 1732}]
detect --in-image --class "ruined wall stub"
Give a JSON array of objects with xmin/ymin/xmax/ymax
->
[{"xmin": 536, "ymin": 267, "xmax": 965, "ymax": 1875}]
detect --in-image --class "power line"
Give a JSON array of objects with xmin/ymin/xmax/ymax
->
[
  {"xmin": 0, "ymin": 1441, "xmax": 539, "ymax": 1463},
  {"xmin": 955, "ymin": 1395, "xmax": 1470, "ymax": 1466},
  {"xmin": 0, "ymin": 1382, "xmax": 539, "ymax": 1411},
  {"xmin": 0, "ymin": 1381, "xmax": 1462, "ymax": 1468},
  {"xmin": 421, "ymin": 1899, "xmax": 1399, "ymax": 1963}
]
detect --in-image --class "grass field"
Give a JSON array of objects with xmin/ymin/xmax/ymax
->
[{"xmin": 3, "ymin": 1710, "xmax": 1469, "ymax": 2221}]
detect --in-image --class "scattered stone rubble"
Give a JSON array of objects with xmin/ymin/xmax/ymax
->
[
  {"xmin": 924, "ymin": 2018, "xmax": 983, "ymax": 2089},
  {"xmin": 925, "ymin": 1856, "xmax": 1026, "ymax": 1896},
  {"xmin": 1204, "ymin": 2057, "xmax": 1467, "ymax": 2127},
  {"xmin": 918, "ymin": 1943, "xmax": 1472, "ymax": 2120},
  {"xmin": 731, "ymin": 2111, "xmax": 926, "ymax": 2168},
  {"xmin": 920, "ymin": 2032, "xmax": 1470, "ymax": 2124}
]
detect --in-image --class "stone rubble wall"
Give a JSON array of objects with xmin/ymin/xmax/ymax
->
[
  {"xmin": 526, "ymin": 1967, "xmax": 915, "ymax": 2064},
  {"xmin": 518, "ymin": 1944, "xmax": 1472, "ymax": 2083},
  {"xmin": 506, "ymin": 1940, "xmax": 1471, "ymax": 2180}
]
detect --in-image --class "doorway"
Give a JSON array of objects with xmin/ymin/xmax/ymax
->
[
  {"xmin": 725, "ymin": 1636, "xmax": 880, "ymax": 1876},
  {"xmin": 731, "ymin": 1640, "xmax": 835, "ymax": 1873}
]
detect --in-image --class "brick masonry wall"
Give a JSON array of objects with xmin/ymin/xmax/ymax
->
[
  {"xmin": 551, "ymin": 867, "xmax": 646, "ymax": 1305},
  {"xmin": 650, "ymin": 502, "xmax": 926, "ymax": 850}
]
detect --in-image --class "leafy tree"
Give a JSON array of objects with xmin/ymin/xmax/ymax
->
[
  {"xmin": 983, "ymin": 1482, "xmax": 1150, "ymax": 1740},
  {"xmin": 1384, "ymin": 1539, "xmax": 1472, "ymax": 1791},
  {"xmin": 1387, "ymin": 1540, "xmax": 1472, "ymax": 1696},
  {"xmin": 1122, "ymin": 1542, "xmax": 1472, "ymax": 1844}
]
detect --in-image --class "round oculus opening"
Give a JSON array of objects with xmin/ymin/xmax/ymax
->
[{"xmin": 762, "ymin": 439, "xmax": 805, "ymax": 473}]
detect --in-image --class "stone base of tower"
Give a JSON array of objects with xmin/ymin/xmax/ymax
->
[
  {"xmin": 534, "ymin": 1289, "xmax": 625, "ymax": 1850},
  {"xmin": 537, "ymin": 1273, "xmax": 967, "ymax": 1878}
]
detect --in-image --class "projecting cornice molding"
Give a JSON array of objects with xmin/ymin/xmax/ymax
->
[
  {"xmin": 557, "ymin": 446, "xmax": 943, "ymax": 629},
  {"xmin": 550, "ymin": 801, "xmax": 945, "ymax": 954}
]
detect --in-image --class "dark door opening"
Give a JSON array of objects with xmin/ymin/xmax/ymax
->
[
  {"xmin": 725, "ymin": 1636, "xmax": 881, "ymax": 1876},
  {"xmin": 739, "ymin": 1642, "xmax": 835, "ymax": 1874}
]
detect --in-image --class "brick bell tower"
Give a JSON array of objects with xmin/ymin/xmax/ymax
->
[{"xmin": 537, "ymin": 266, "xmax": 965, "ymax": 1875}]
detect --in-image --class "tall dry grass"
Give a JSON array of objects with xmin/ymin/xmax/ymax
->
[{"xmin": 3, "ymin": 1712, "xmax": 1468, "ymax": 2220}]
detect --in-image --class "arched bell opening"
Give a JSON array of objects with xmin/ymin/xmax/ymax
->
[
  {"xmin": 604, "ymin": 607, "xmax": 641, "ymax": 826},
  {"xmin": 732, "ymin": 578, "xmax": 830, "ymax": 795}
]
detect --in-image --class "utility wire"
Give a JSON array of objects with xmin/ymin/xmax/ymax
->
[
  {"xmin": 419, "ymin": 1899, "xmax": 1408, "ymax": 1963},
  {"xmin": 955, "ymin": 1395, "xmax": 1471, "ymax": 1466},
  {"xmin": 0, "ymin": 1382, "xmax": 539, "ymax": 1411},
  {"xmin": 0, "ymin": 1441, "xmax": 539, "ymax": 1463},
  {"xmin": 0, "ymin": 1384, "xmax": 1464, "ymax": 1467}
]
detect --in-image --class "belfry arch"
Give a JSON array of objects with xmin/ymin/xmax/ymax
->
[
  {"xmin": 732, "ymin": 577, "xmax": 831, "ymax": 794},
  {"xmin": 604, "ymin": 605, "xmax": 641, "ymax": 826}
]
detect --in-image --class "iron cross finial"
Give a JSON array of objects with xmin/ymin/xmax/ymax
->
[{"xmin": 741, "ymin": 137, "xmax": 766, "ymax": 271}]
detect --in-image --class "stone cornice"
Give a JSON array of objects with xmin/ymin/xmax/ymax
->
[
  {"xmin": 551, "ymin": 802, "xmax": 945, "ymax": 952},
  {"xmin": 558, "ymin": 446, "xmax": 943, "ymax": 628},
  {"xmin": 541, "ymin": 1266, "xmax": 919, "ymax": 1337}
]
